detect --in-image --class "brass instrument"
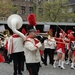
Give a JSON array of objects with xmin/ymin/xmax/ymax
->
[
  {"xmin": 47, "ymin": 30, "xmax": 53, "ymax": 39},
  {"xmin": 7, "ymin": 14, "xmax": 25, "ymax": 40},
  {"xmin": 3, "ymin": 29, "xmax": 10, "ymax": 37}
]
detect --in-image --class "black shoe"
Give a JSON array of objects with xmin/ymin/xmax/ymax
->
[
  {"xmin": 21, "ymin": 68, "xmax": 24, "ymax": 71},
  {"xmin": 13, "ymin": 73, "xmax": 17, "ymax": 75},
  {"xmin": 18, "ymin": 72, "xmax": 22, "ymax": 75},
  {"xmin": 39, "ymin": 64, "xmax": 42, "ymax": 67},
  {"xmin": 44, "ymin": 64, "xmax": 47, "ymax": 66},
  {"xmin": 4, "ymin": 61, "xmax": 10, "ymax": 64}
]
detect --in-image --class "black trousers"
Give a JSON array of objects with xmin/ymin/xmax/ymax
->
[
  {"xmin": 49, "ymin": 49, "xmax": 55, "ymax": 65},
  {"xmin": 4, "ymin": 49, "xmax": 8, "ymax": 62},
  {"xmin": 44, "ymin": 48, "xmax": 51, "ymax": 65},
  {"xmin": 65, "ymin": 49, "xmax": 69, "ymax": 61},
  {"xmin": 12, "ymin": 52, "xmax": 24, "ymax": 74},
  {"xmin": 8, "ymin": 54, "xmax": 13, "ymax": 63},
  {"xmin": 26, "ymin": 63, "xmax": 40, "ymax": 75},
  {"xmin": 41, "ymin": 56, "xmax": 44, "ymax": 63}
]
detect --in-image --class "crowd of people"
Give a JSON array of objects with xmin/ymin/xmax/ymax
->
[{"xmin": 0, "ymin": 28, "xmax": 75, "ymax": 75}]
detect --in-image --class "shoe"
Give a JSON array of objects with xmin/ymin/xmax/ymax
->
[
  {"xmin": 21, "ymin": 68, "xmax": 24, "ymax": 71},
  {"xmin": 71, "ymin": 66, "xmax": 75, "ymax": 69},
  {"xmin": 53, "ymin": 61, "xmax": 56, "ymax": 68},
  {"xmin": 70, "ymin": 59, "xmax": 72, "ymax": 63},
  {"xmin": 18, "ymin": 72, "xmax": 22, "ymax": 75},
  {"xmin": 66, "ymin": 61, "xmax": 70, "ymax": 65},
  {"xmin": 58, "ymin": 65, "xmax": 60, "ymax": 67},
  {"xmin": 13, "ymin": 73, "xmax": 17, "ymax": 75},
  {"xmin": 61, "ymin": 66, "xmax": 65, "ymax": 69},
  {"xmin": 44, "ymin": 63, "xmax": 47, "ymax": 66},
  {"xmin": 53, "ymin": 64, "xmax": 56, "ymax": 68},
  {"xmin": 4, "ymin": 61, "xmax": 9, "ymax": 63},
  {"xmin": 49, "ymin": 62, "xmax": 53, "ymax": 65},
  {"xmin": 39, "ymin": 64, "xmax": 42, "ymax": 67}
]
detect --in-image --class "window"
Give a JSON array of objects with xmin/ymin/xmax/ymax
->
[
  {"xmin": 29, "ymin": 7, "xmax": 33, "ymax": 14},
  {"xmin": 0, "ymin": 17, "xmax": 6, "ymax": 21},
  {"xmin": 21, "ymin": 6, "xmax": 25, "ymax": 14}
]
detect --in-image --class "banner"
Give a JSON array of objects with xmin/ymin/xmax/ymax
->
[
  {"xmin": 43, "ymin": 24, "xmax": 50, "ymax": 31},
  {"xmin": 0, "ymin": 25, "xmax": 5, "ymax": 32}
]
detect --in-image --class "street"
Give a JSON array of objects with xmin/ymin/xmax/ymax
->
[{"xmin": 0, "ymin": 55, "xmax": 75, "ymax": 75}]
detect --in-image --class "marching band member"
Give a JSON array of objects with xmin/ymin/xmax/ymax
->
[
  {"xmin": 53, "ymin": 30, "xmax": 66, "ymax": 69},
  {"xmin": 43, "ymin": 37, "xmax": 51, "ymax": 65},
  {"xmin": 3, "ymin": 33, "xmax": 9, "ymax": 63},
  {"xmin": 70, "ymin": 38, "xmax": 75, "ymax": 69},
  {"xmin": 24, "ymin": 29, "xmax": 42, "ymax": 75},
  {"xmin": 64, "ymin": 36, "xmax": 70, "ymax": 61},
  {"xmin": 66, "ymin": 30, "xmax": 75, "ymax": 64},
  {"xmin": 7, "ymin": 14, "xmax": 26, "ymax": 75},
  {"xmin": 47, "ymin": 29, "xmax": 56, "ymax": 65},
  {"xmin": 36, "ymin": 30, "xmax": 45, "ymax": 64},
  {"xmin": 8, "ymin": 32, "xmax": 24, "ymax": 75}
]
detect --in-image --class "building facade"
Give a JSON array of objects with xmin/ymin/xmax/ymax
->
[
  {"xmin": 11, "ymin": 0, "xmax": 75, "ymax": 22},
  {"xmin": 11, "ymin": 0, "xmax": 35, "ymax": 21},
  {"xmin": 0, "ymin": 0, "xmax": 75, "ymax": 21}
]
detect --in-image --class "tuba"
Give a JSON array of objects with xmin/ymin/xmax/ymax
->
[{"xmin": 7, "ymin": 14, "xmax": 25, "ymax": 40}]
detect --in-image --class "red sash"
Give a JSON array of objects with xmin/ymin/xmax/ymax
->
[
  {"xmin": 12, "ymin": 34, "xmax": 20, "ymax": 38},
  {"xmin": 24, "ymin": 36, "xmax": 39, "ymax": 48},
  {"xmin": 8, "ymin": 34, "xmax": 20, "ymax": 54}
]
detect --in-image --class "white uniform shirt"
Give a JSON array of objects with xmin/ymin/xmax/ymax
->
[
  {"xmin": 44, "ymin": 39, "xmax": 50, "ymax": 48},
  {"xmin": 24, "ymin": 37, "xmax": 42, "ymax": 63},
  {"xmin": 44, "ymin": 38, "xmax": 56, "ymax": 49},
  {"xmin": 8, "ymin": 34, "xmax": 24, "ymax": 54},
  {"xmin": 48, "ymin": 37, "xmax": 56, "ymax": 49}
]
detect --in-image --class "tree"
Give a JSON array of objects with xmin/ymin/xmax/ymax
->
[
  {"xmin": 0, "ymin": 0, "xmax": 17, "ymax": 19},
  {"xmin": 35, "ymin": 0, "xmax": 75, "ymax": 22}
]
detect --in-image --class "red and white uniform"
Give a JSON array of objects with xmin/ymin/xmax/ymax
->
[
  {"xmin": 55, "ymin": 38, "xmax": 65, "ymax": 53},
  {"xmin": 24, "ymin": 36, "xmax": 42, "ymax": 63},
  {"xmin": 55, "ymin": 32, "xmax": 65, "ymax": 53},
  {"xmin": 8, "ymin": 34, "xmax": 24, "ymax": 54}
]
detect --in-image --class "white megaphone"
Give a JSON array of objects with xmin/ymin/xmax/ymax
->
[{"xmin": 7, "ymin": 14, "xmax": 25, "ymax": 40}]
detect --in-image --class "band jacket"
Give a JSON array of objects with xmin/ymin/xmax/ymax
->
[{"xmin": 24, "ymin": 37, "xmax": 42, "ymax": 63}]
